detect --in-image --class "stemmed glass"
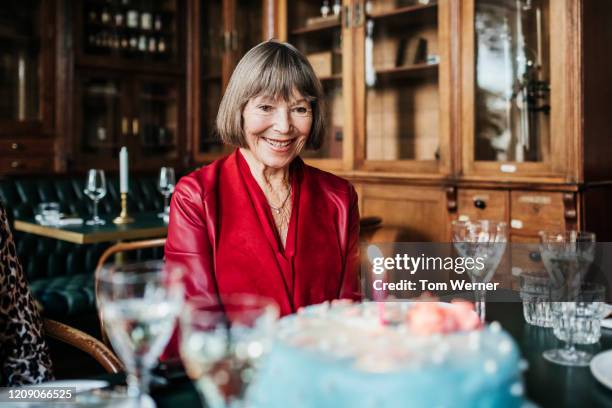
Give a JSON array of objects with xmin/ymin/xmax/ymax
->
[
  {"xmin": 539, "ymin": 231, "xmax": 598, "ymax": 366},
  {"xmin": 158, "ymin": 167, "xmax": 175, "ymax": 218},
  {"xmin": 452, "ymin": 220, "xmax": 508, "ymax": 323},
  {"xmin": 84, "ymin": 169, "xmax": 107, "ymax": 225},
  {"xmin": 179, "ymin": 294, "xmax": 279, "ymax": 408},
  {"xmin": 97, "ymin": 261, "xmax": 184, "ymax": 408}
]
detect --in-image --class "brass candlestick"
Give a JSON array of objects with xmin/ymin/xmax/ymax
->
[{"xmin": 113, "ymin": 192, "xmax": 134, "ymax": 224}]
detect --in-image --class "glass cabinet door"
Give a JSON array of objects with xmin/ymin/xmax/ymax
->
[
  {"xmin": 473, "ymin": 0, "xmax": 550, "ymax": 164},
  {"xmin": 286, "ymin": 0, "xmax": 345, "ymax": 161},
  {"xmin": 134, "ymin": 79, "xmax": 180, "ymax": 162},
  {"xmin": 360, "ymin": 0, "xmax": 445, "ymax": 169},
  {"xmin": 196, "ymin": 0, "xmax": 264, "ymax": 160},
  {"xmin": 0, "ymin": 1, "xmax": 45, "ymax": 128},
  {"xmin": 198, "ymin": 0, "xmax": 225, "ymax": 157},
  {"xmin": 78, "ymin": 76, "xmax": 125, "ymax": 155},
  {"xmin": 79, "ymin": 0, "xmax": 180, "ymax": 66}
]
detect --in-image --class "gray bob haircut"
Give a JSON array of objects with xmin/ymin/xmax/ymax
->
[{"xmin": 216, "ymin": 40, "xmax": 326, "ymax": 150}]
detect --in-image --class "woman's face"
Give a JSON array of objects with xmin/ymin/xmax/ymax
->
[{"xmin": 242, "ymin": 91, "xmax": 313, "ymax": 170}]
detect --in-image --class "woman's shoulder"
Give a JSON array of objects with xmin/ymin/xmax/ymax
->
[{"xmin": 176, "ymin": 154, "xmax": 235, "ymax": 199}]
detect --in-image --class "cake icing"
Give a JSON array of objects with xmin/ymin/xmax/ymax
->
[{"xmin": 250, "ymin": 300, "xmax": 525, "ymax": 408}]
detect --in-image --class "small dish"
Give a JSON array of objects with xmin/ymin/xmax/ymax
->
[{"xmin": 590, "ymin": 350, "xmax": 612, "ymax": 390}]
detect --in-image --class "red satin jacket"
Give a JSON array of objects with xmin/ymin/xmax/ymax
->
[{"xmin": 165, "ymin": 150, "xmax": 360, "ymax": 317}]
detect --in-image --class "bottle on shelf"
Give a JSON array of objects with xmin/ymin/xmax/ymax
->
[
  {"xmin": 141, "ymin": 12, "xmax": 152, "ymax": 30},
  {"xmin": 154, "ymin": 14, "xmax": 162, "ymax": 31},
  {"xmin": 127, "ymin": 9, "xmax": 139, "ymax": 28}
]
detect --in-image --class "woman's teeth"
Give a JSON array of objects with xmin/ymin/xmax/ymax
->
[{"xmin": 263, "ymin": 137, "xmax": 293, "ymax": 148}]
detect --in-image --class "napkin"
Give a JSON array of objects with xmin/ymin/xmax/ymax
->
[{"xmin": 58, "ymin": 218, "xmax": 84, "ymax": 226}]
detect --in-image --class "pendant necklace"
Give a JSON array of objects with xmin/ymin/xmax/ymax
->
[{"xmin": 269, "ymin": 186, "xmax": 292, "ymax": 215}]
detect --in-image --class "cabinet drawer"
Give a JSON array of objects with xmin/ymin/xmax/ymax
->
[
  {"xmin": 510, "ymin": 235, "xmax": 544, "ymax": 279},
  {"xmin": 0, "ymin": 158, "xmax": 54, "ymax": 174},
  {"xmin": 456, "ymin": 189, "xmax": 508, "ymax": 223},
  {"xmin": 510, "ymin": 191, "xmax": 565, "ymax": 234},
  {"xmin": 0, "ymin": 138, "xmax": 54, "ymax": 157}
]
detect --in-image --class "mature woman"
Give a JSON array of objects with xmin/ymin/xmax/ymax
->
[
  {"xmin": 165, "ymin": 40, "xmax": 360, "ymax": 316},
  {"xmin": 0, "ymin": 202, "xmax": 53, "ymax": 385}
]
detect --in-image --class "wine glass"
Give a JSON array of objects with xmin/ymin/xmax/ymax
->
[
  {"xmin": 539, "ymin": 230, "xmax": 598, "ymax": 366},
  {"xmin": 84, "ymin": 169, "xmax": 107, "ymax": 226},
  {"xmin": 179, "ymin": 294, "xmax": 279, "ymax": 408},
  {"xmin": 158, "ymin": 167, "xmax": 175, "ymax": 218},
  {"xmin": 452, "ymin": 220, "xmax": 508, "ymax": 323},
  {"xmin": 539, "ymin": 231, "xmax": 596, "ymax": 299},
  {"xmin": 97, "ymin": 261, "xmax": 184, "ymax": 408}
]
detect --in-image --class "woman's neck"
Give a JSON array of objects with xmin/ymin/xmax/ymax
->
[{"xmin": 239, "ymin": 148, "xmax": 290, "ymax": 192}]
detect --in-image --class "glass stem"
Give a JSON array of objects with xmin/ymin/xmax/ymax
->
[
  {"xmin": 564, "ymin": 308, "xmax": 576, "ymax": 358},
  {"xmin": 127, "ymin": 364, "xmax": 150, "ymax": 406},
  {"xmin": 93, "ymin": 199, "xmax": 99, "ymax": 221},
  {"xmin": 475, "ymin": 289, "xmax": 486, "ymax": 323},
  {"xmin": 164, "ymin": 194, "xmax": 169, "ymax": 213}
]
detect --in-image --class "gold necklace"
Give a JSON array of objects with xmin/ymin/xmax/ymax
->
[{"xmin": 268, "ymin": 186, "xmax": 292, "ymax": 215}]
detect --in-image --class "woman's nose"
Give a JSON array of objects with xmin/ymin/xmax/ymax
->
[{"xmin": 272, "ymin": 109, "xmax": 292, "ymax": 134}]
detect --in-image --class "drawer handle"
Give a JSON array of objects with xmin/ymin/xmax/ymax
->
[
  {"xmin": 529, "ymin": 252, "xmax": 541, "ymax": 262},
  {"xmin": 10, "ymin": 160, "xmax": 21, "ymax": 169},
  {"xmin": 11, "ymin": 142, "xmax": 21, "ymax": 150},
  {"xmin": 474, "ymin": 199, "xmax": 487, "ymax": 210}
]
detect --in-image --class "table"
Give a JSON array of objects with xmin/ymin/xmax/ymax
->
[
  {"xmin": 13, "ymin": 212, "xmax": 167, "ymax": 244},
  {"xmin": 135, "ymin": 302, "xmax": 612, "ymax": 408}
]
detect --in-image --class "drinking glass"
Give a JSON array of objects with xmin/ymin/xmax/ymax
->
[
  {"xmin": 158, "ymin": 167, "xmax": 175, "ymax": 218},
  {"xmin": 544, "ymin": 283, "xmax": 606, "ymax": 366},
  {"xmin": 539, "ymin": 231, "xmax": 596, "ymax": 301},
  {"xmin": 179, "ymin": 294, "xmax": 279, "ymax": 408},
  {"xmin": 84, "ymin": 169, "xmax": 107, "ymax": 226},
  {"xmin": 37, "ymin": 202, "xmax": 61, "ymax": 226},
  {"xmin": 519, "ymin": 272, "xmax": 553, "ymax": 327},
  {"xmin": 97, "ymin": 261, "xmax": 184, "ymax": 407},
  {"xmin": 452, "ymin": 220, "xmax": 508, "ymax": 323}
]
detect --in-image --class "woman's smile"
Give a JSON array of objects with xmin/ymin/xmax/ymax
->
[{"xmin": 260, "ymin": 136, "xmax": 297, "ymax": 152}]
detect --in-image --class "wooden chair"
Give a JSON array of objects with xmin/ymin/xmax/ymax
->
[
  {"xmin": 43, "ymin": 318, "xmax": 123, "ymax": 374},
  {"xmin": 94, "ymin": 238, "xmax": 167, "ymax": 346}
]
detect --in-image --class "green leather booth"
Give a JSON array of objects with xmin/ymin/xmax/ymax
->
[{"xmin": 0, "ymin": 174, "xmax": 166, "ymax": 323}]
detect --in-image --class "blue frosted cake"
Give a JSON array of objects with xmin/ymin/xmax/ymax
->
[{"xmin": 250, "ymin": 301, "xmax": 525, "ymax": 408}]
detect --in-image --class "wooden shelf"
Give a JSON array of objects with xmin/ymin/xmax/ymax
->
[
  {"xmin": 368, "ymin": 3, "xmax": 437, "ymax": 26},
  {"xmin": 290, "ymin": 20, "xmax": 341, "ymax": 36},
  {"xmin": 375, "ymin": 62, "xmax": 439, "ymax": 80},
  {"xmin": 319, "ymin": 73, "xmax": 342, "ymax": 82}
]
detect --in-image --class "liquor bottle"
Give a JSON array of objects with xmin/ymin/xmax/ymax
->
[
  {"xmin": 141, "ymin": 12, "xmax": 152, "ymax": 30},
  {"xmin": 115, "ymin": 11, "xmax": 124, "ymax": 27},
  {"xmin": 127, "ymin": 9, "xmax": 139, "ymax": 28},
  {"xmin": 154, "ymin": 14, "xmax": 162, "ymax": 31},
  {"xmin": 148, "ymin": 37, "xmax": 157, "ymax": 53},
  {"xmin": 101, "ymin": 7, "xmax": 111, "ymax": 25},
  {"xmin": 157, "ymin": 37, "xmax": 167, "ymax": 53},
  {"xmin": 138, "ymin": 35, "xmax": 147, "ymax": 52},
  {"xmin": 333, "ymin": 0, "xmax": 341, "ymax": 16},
  {"xmin": 321, "ymin": 1, "xmax": 330, "ymax": 17}
]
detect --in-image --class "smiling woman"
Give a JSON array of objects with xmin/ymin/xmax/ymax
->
[{"xmin": 164, "ymin": 41, "xmax": 360, "ymax": 357}]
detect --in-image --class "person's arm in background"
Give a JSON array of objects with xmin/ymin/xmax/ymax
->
[
  {"xmin": 339, "ymin": 185, "xmax": 361, "ymax": 300},
  {"xmin": 0, "ymin": 204, "xmax": 53, "ymax": 386}
]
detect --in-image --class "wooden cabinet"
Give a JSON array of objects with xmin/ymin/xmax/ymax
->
[
  {"xmin": 0, "ymin": 0, "xmax": 56, "ymax": 175},
  {"xmin": 53, "ymin": 0, "xmax": 188, "ymax": 173},
  {"xmin": 192, "ymin": 0, "xmax": 264, "ymax": 162},
  {"xmin": 268, "ymin": 0, "xmax": 612, "ymax": 241},
  {"xmin": 73, "ymin": 71, "xmax": 184, "ymax": 171}
]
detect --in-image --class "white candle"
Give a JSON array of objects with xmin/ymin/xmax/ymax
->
[{"xmin": 119, "ymin": 146, "xmax": 128, "ymax": 193}]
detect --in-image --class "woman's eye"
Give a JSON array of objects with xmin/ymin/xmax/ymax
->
[
  {"xmin": 293, "ymin": 107, "xmax": 309, "ymax": 114},
  {"xmin": 258, "ymin": 105, "xmax": 273, "ymax": 112}
]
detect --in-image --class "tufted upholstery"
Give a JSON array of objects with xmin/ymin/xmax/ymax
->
[{"xmin": 0, "ymin": 174, "xmax": 167, "ymax": 319}]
